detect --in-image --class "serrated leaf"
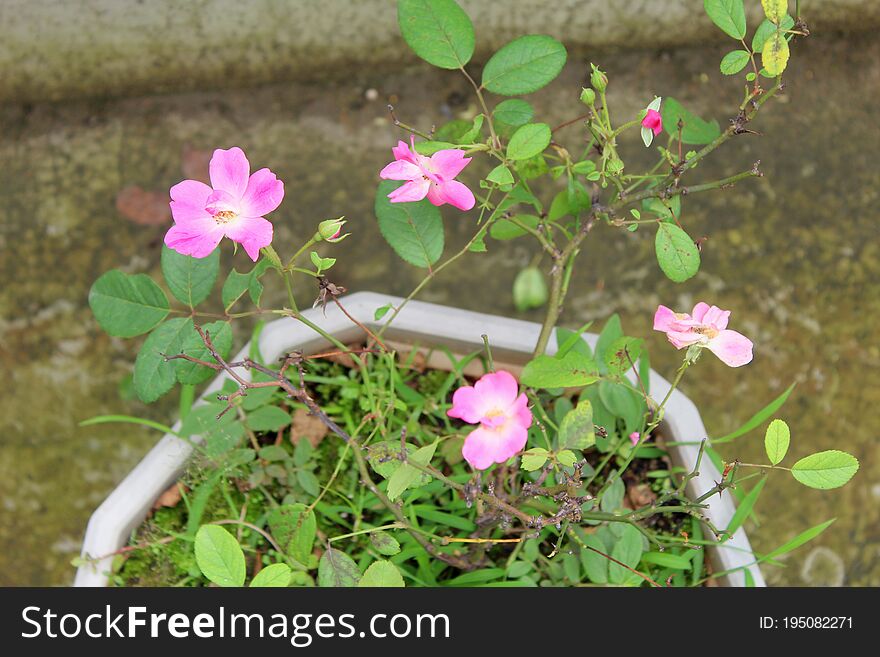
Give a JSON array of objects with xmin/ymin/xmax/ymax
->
[
  {"xmin": 521, "ymin": 352, "xmax": 599, "ymax": 389},
  {"xmin": 369, "ymin": 532, "xmax": 402, "ymax": 556},
  {"xmin": 173, "ymin": 321, "xmax": 233, "ymax": 385},
  {"xmin": 556, "ymin": 450, "xmax": 578, "ymax": 467},
  {"xmin": 375, "ymin": 180, "xmax": 444, "ymax": 268},
  {"xmin": 752, "ymin": 15, "xmax": 794, "ymax": 51},
  {"xmin": 161, "ymin": 245, "xmax": 219, "ymax": 307},
  {"xmin": 358, "ymin": 560, "xmax": 405, "ymax": 587},
  {"xmin": 761, "ymin": 30, "xmax": 790, "ymax": 76},
  {"xmin": 661, "ymin": 97, "xmax": 721, "ymax": 145},
  {"xmin": 486, "ymin": 164, "xmax": 515, "ymax": 186},
  {"xmin": 397, "ymin": 0, "xmax": 474, "ymax": 69},
  {"xmin": 194, "ymin": 525, "xmax": 246, "ymax": 587},
  {"xmin": 558, "ymin": 401, "xmax": 595, "ymax": 451},
  {"xmin": 764, "ymin": 418, "xmax": 790, "ymax": 465},
  {"xmin": 720, "ymin": 49, "xmax": 751, "ymax": 75},
  {"xmin": 250, "ymin": 563, "xmax": 292, "ymax": 587},
  {"xmin": 387, "ymin": 441, "xmax": 437, "ymax": 501},
  {"xmin": 318, "ymin": 548, "xmax": 361, "ymax": 587},
  {"xmin": 89, "ymin": 270, "xmax": 169, "ymax": 338},
  {"xmin": 492, "ymin": 99, "xmax": 534, "ymax": 133},
  {"xmin": 521, "ymin": 448, "xmax": 549, "ymax": 471},
  {"xmin": 655, "ymin": 223, "xmax": 700, "ymax": 282},
  {"xmin": 268, "ymin": 503, "xmax": 317, "ymax": 565},
  {"xmin": 490, "ymin": 214, "xmax": 539, "ymax": 240},
  {"xmin": 482, "ymin": 35, "xmax": 567, "ymax": 96},
  {"xmin": 133, "ymin": 318, "xmax": 192, "ymax": 403},
  {"xmin": 703, "ymin": 0, "xmax": 746, "ymax": 39},
  {"xmin": 507, "ymin": 123, "xmax": 551, "ymax": 161},
  {"xmin": 791, "ymin": 451, "xmax": 859, "ymax": 490},
  {"xmin": 761, "ymin": 0, "xmax": 788, "ymax": 25}
]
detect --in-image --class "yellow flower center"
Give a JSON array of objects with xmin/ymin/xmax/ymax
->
[{"xmin": 213, "ymin": 210, "xmax": 237, "ymax": 224}]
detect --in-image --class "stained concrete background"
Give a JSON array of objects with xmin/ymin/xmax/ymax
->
[
  {"xmin": 0, "ymin": 2, "xmax": 878, "ymax": 586},
  {"xmin": 1, "ymin": 0, "xmax": 879, "ymax": 102}
]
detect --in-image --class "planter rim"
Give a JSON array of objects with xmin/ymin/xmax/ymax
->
[{"xmin": 74, "ymin": 291, "xmax": 765, "ymax": 587}]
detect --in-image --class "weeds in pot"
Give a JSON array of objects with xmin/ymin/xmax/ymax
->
[{"xmin": 81, "ymin": 0, "xmax": 857, "ymax": 587}]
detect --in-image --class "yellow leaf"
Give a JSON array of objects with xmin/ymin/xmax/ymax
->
[
  {"xmin": 761, "ymin": 0, "xmax": 788, "ymax": 25},
  {"xmin": 762, "ymin": 31, "xmax": 790, "ymax": 76}
]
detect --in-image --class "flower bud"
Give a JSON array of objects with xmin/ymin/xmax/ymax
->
[
  {"xmin": 315, "ymin": 218, "xmax": 348, "ymax": 243},
  {"xmin": 579, "ymin": 87, "xmax": 596, "ymax": 106},
  {"xmin": 590, "ymin": 64, "xmax": 607, "ymax": 93}
]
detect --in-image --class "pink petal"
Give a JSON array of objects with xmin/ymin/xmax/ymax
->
[
  {"xmin": 224, "ymin": 215, "xmax": 273, "ymax": 262},
  {"xmin": 707, "ymin": 330, "xmax": 753, "ymax": 367},
  {"xmin": 461, "ymin": 423, "xmax": 529, "ymax": 470},
  {"xmin": 391, "ymin": 139, "xmax": 417, "ymax": 163},
  {"xmin": 510, "ymin": 393, "xmax": 533, "ymax": 429},
  {"xmin": 653, "ymin": 305, "xmax": 680, "ymax": 332},
  {"xmin": 164, "ymin": 220, "xmax": 225, "ymax": 259},
  {"xmin": 447, "ymin": 385, "xmax": 484, "ymax": 424},
  {"xmin": 240, "ymin": 168, "xmax": 284, "ymax": 217},
  {"xmin": 429, "ymin": 149, "xmax": 471, "ymax": 179},
  {"xmin": 702, "ymin": 305, "xmax": 730, "ymax": 331},
  {"xmin": 427, "ymin": 179, "xmax": 475, "ymax": 211},
  {"xmin": 665, "ymin": 329, "xmax": 700, "ymax": 350},
  {"xmin": 379, "ymin": 159, "xmax": 423, "ymax": 181},
  {"xmin": 691, "ymin": 302, "xmax": 711, "ymax": 323},
  {"xmin": 205, "ymin": 189, "xmax": 240, "ymax": 215},
  {"xmin": 387, "ymin": 179, "xmax": 430, "ymax": 203},
  {"xmin": 642, "ymin": 109, "xmax": 662, "ymax": 136},
  {"xmin": 629, "ymin": 432, "xmax": 641, "ymax": 446},
  {"xmin": 169, "ymin": 179, "xmax": 213, "ymax": 223},
  {"xmin": 472, "ymin": 371, "xmax": 519, "ymax": 410},
  {"xmin": 209, "ymin": 147, "xmax": 250, "ymax": 199}
]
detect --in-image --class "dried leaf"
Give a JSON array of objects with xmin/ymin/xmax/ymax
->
[{"xmin": 290, "ymin": 408, "xmax": 329, "ymax": 448}]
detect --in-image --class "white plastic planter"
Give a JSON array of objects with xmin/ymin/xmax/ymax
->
[{"xmin": 74, "ymin": 291, "xmax": 765, "ymax": 587}]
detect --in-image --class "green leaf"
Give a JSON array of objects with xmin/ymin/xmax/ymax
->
[
  {"xmin": 655, "ymin": 223, "xmax": 700, "ymax": 282},
  {"xmin": 761, "ymin": 29, "xmax": 790, "ymax": 76},
  {"xmin": 367, "ymin": 441, "xmax": 432, "ymax": 486},
  {"xmin": 713, "ymin": 383, "xmax": 795, "ymax": 443},
  {"xmin": 413, "ymin": 140, "xmax": 458, "ymax": 155},
  {"xmin": 764, "ymin": 419, "xmax": 791, "ymax": 465},
  {"xmin": 318, "ymin": 548, "xmax": 361, "ymax": 587},
  {"xmin": 89, "ymin": 270, "xmax": 169, "ymax": 338},
  {"xmin": 387, "ymin": 441, "xmax": 437, "ymax": 501},
  {"xmin": 397, "ymin": 0, "xmax": 475, "ymax": 69},
  {"xmin": 703, "ymin": 0, "xmax": 746, "ymax": 39},
  {"xmin": 359, "ymin": 560, "xmax": 405, "ymax": 587},
  {"xmin": 481, "ymin": 35, "xmax": 567, "ymax": 96},
  {"xmin": 791, "ymin": 451, "xmax": 859, "ymax": 490},
  {"xmin": 640, "ymin": 551, "xmax": 692, "ymax": 570},
  {"xmin": 297, "ymin": 470, "xmax": 321, "ymax": 497},
  {"xmin": 760, "ymin": 519, "xmax": 835, "ymax": 563},
  {"xmin": 161, "ymin": 245, "xmax": 219, "ymax": 307},
  {"xmin": 374, "ymin": 303, "xmax": 393, "ymax": 321},
  {"xmin": 133, "ymin": 318, "xmax": 192, "ymax": 403},
  {"xmin": 752, "ymin": 15, "xmax": 794, "ymax": 51},
  {"xmin": 434, "ymin": 119, "xmax": 472, "ymax": 143},
  {"xmin": 609, "ymin": 525, "xmax": 644, "ymax": 584},
  {"xmin": 521, "ymin": 352, "xmax": 599, "ymax": 389},
  {"xmin": 194, "ymin": 525, "xmax": 246, "ymax": 587},
  {"xmin": 521, "ymin": 448, "xmax": 549, "ymax": 471},
  {"xmin": 246, "ymin": 405, "xmax": 292, "ymax": 432},
  {"xmin": 594, "ymin": 314, "xmax": 623, "ymax": 370},
  {"xmin": 492, "ymin": 99, "xmax": 534, "ymax": 132},
  {"xmin": 250, "ymin": 563, "xmax": 292, "ymax": 587},
  {"xmin": 558, "ymin": 401, "xmax": 595, "ymax": 451},
  {"xmin": 490, "ymin": 214, "xmax": 539, "ymax": 240},
  {"xmin": 761, "ymin": 0, "xmax": 788, "ymax": 25},
  {"xmin": 173, "ymin": 321, "xmax": 232, "ymax": 385},
  {"xmin": 375, "ymin": 180, "xmax": 445, "ymax": 268},
  {"xmin": 556, "ymin": 449, "xmax": 578, "ymax": 467},
  {"xmin": 555, "ymin": 326, "xmax": 592, "ymax": 359},
  {"xmin": 486, "ymin": 164, "xmax": 515, "ymax": 187},
  {"xmin": 506, "ymin": 123, "xmax": 551, "ymax": 160},
  {"xmin": 720, "ymin": 49, "xmax": 751, "ymax": 75},
  {"xmin": 512, "ymin": 266, "xmax": 548, "ymax": 311},
  {"xmin": 724, "ymin": 476, "xmax": 766, "ymax": 536},
  {"xmin": 580, "ymin": 534, "xmax": 609, "ymax": 583},
  {"xmin": 268, "ymin": 503, "xmax": 317, "ymax": 565},
  {"xmin": 444, "ymin": 568, "xmax": 506, "ymax": 586},
  {"xmin": 369, "ymin": 532, "xmax": 402, "ymax": 556},
  {"xmin": 604, "ymin": 336, "xmax": 644, "ymax": 377},
  {"xmin": 598, "ymin": 381, "xmax": 643, "ymax": 435},
  {"xmin": 661, "ymin": 98, "xmax": 721, "ymax": 145}
]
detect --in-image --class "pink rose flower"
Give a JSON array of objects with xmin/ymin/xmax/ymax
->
[
  {"xmin": 447, "ymin": 370, "xmax": 532, "ymax": 470},
  {"xmin": 164, "ymin": 147, "xmax": 284, "ymax": 261},
  {"xmin": 641, "ymin": 97, "xmax": 663, "ymax": 147},
  {"xmin": 379, "ymin": 136, "xmax": 475, "ymax": 211},
  {"xmin": 653, "ymin": 302, "xmax": 754, "ymax": 367}
]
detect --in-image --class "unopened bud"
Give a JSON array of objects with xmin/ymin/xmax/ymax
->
[
  {"xmin": 580, "ymin": 87, "xmax": 596, "ymax": 106},
  {"xmin": 316, "ymin": 218, "xmax": 348, "ymax": 243},
  {"xmin": 590, "ymin": 64, "xmax": 607, "ymax": 93}
]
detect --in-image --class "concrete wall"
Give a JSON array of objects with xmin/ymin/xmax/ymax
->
[{"xmin": 1, "ymin": 0, "xmax": 878, "ymax": 103}]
